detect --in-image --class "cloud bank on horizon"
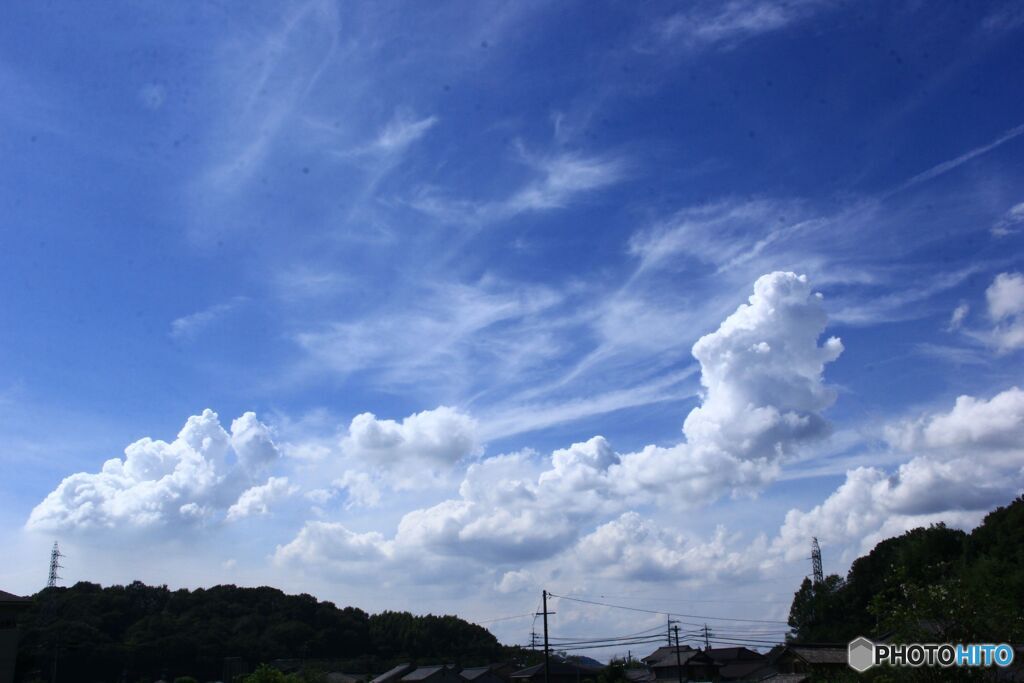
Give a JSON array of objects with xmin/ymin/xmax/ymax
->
[{"xmin": 2, "ymin": 0, "xmax": 1024, "ymax": 651}]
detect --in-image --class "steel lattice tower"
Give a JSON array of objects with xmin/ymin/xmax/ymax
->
[
  {"xmin": 47, "ymin": 541, "xmax": 64, "ymax": 588},
  {"xmin": 810, "ymin": 537, "xmax": 824, "ymax": 585}
]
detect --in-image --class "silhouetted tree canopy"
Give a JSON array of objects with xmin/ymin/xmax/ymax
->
[{"xmin": 15, "ymin": 582, "xmax": 502, "ymax": 682}]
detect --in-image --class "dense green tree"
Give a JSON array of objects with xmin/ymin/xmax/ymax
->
[
  {"xmin": 787, "ymin": 574, "xmax": 848, "ymax": 642},
  {"xmin": 597, "ymin": 660, "xmax": 630, "ymax": 683}
]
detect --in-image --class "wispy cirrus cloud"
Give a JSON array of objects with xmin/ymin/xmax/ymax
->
[
  {"xmin": 891, "ymin": 121, "xmax": 1024, "ymax": 196},
  {"xmin": 641, "ymin": 0, "xmax": 829, "ymax": 52},
  {"xmin": 197, "ymin": 0, "xmax": 341, "ymax": 196},
  {"xmin": 293, "ymin": 278, "xmax": 568, "ymax": 392},
  {"xmin": 992, "ymin": 201, "xmax": 1024, "ymax": 237},
  {"xmin": 409, "ymin": 148, "xmax": 627, "ymax": 227},
  {"xmin": 170, "ymin": 297, "xmax": 247, "ymax": 341},
  {"xmin": 361, "ymin": 111, "xmax": 438, "ymax": 157}
]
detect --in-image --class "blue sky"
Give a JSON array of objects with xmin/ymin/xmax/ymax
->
[{"xmin": 2, "ymin": 0, "xmax": 1024, "ymax": 656}]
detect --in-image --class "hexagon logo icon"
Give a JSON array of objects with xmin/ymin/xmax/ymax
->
[{"xmin": 848, "ymin": 636, "xmax": 875, "ymax": 672}]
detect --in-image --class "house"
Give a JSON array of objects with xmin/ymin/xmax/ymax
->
[
  {"xmin": 373, "ymin": 664, "xmax": 417, "ymax": 683},
  {"xmin": 402, "ymin": 665, "xmax": 464, "ymax": 683},
  {"xmin": 460, "ymin": 664, "xmax": 509, "ymax": 683},
  {"xmin": 0, "ymin": 590, "xmax": 31, "ymax": 683},
  {"xmin": 328, "ymin": 673, "xmax": 370, "ymax": 683},
  {"xmin": 762, "ymin": 645, "xmax": 846, "ymax": 677},
  {"xmin": 706, "ymin": 647, "xmax": 768, "ymax": 681},
  {"xmin": 509, "ymin": 659, "xmax": 601, "ymax": 683},
  {"xmin": 641, "ymin": 646, "xmax": 694, "ymax": 666},
  {"xmin": 647, "ymin": 651, "xmax": 720, "ymax": 679}
]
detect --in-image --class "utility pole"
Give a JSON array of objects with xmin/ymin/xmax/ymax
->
[
  {"xmin": 701, "ymin": 624, "xmax": 711, "ymax": 651},
  {"xmin": 672, "ymin": 624, "xmax": 683, "ymax": 683},
  {"xmin": 537, "ymin": 590, "xmax": 555, "ymax": 683}
]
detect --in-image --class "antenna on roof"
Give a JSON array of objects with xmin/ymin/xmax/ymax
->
[
  {"xmin": 47, "ymin": 541, "xmax": 64, "ymax": 588},
  {"xmin": 810, "ymin": 537, "xmax": 823, "ymax": 585}
]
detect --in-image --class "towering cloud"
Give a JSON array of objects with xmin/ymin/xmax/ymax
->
[
  {"xmin": 684, "ymin": 272, "xmax": 843, "ymax": 456},
  {"xmin": 276, "ymin": 272, "xmax": 844, "ymax": 574},
  {"xmin": 27, "ymin": 410, "xmax": 284, "ymax": 532}
]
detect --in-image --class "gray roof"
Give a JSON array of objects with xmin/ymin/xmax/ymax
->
[
  {"xmin": 648, "ymin": 650, "xmax": 714, "ymax": 668},
  {"xmin": 402, "ymin": 666, "xmax": 450, "ymax": 682},
  {"xmin": 642, "ymin": 646, "xmax": 694, "ymax": 663},
  {"xmin": 510, "ymin": 660, "xmax": 599, "ymax": 678},
  {"xmin": 707, "ymin": 647, "xmax": 763, "ymax": 662},
  {"xmin": 460, "ymin": 668, "xmax": 497, "ymax": 681},
  {"xmin": 372, "ymin": 664, "xmax": 415, "ymax": 683}
]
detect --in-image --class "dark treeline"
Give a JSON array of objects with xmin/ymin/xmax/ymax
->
[
  {"xmin": 16, "ymin": 583, "xmax": 509, "ymax": 682},
  {"xmin": 788, "ymin": 495, "xmax": 1024, "ymax": 646}
]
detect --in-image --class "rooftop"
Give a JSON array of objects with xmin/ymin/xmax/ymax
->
[
  {"xmin": 372, "ymin": 664, "xmax": 414, "ymax": 683},
  {"xmin": 511, "ymin": 660, "xmax": 600, "ymax": 678},
  {"xmin": 402, "ymin": 666, "xmax": 451, "ymax": 681}
]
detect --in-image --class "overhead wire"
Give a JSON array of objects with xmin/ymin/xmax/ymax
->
[
  {"xmin": 548, "ymin": 592, "xmax": 790, "ymax": 625},
  {"xmin": 476, "ymin": 612, "xmax": 537, "ymax": 625}
]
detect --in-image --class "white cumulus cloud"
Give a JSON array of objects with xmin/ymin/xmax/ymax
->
[
  {"xmin": 984, "ymin": 272, "xmax": 1024, "ymax": 351},
  {"xmin": 226, "ymin": 476, "xmax": 298, "ymax": 521},
  {"xmin": 276, "ymin": 272, "xmax": 843, "ymax": 572},
  {"xmin": 27, "ymin": 410, "xmax": 283, "ymax": 532},
  {"xmin": 776, "ymin": 386, "xmax": 1024, "ymax": 559}
]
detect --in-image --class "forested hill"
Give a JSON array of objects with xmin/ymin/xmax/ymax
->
[
  {"xmin": 788, "ymin": 495, "xmax": 1024, "ymax": 644},
  {"xmin": 15, "ymin": 582, "xmax": 507, "ymax": 682}
]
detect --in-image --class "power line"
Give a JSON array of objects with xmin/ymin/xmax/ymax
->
[
  {"xmin": 550, "ymin": 637, "xmax": 668, "ymax": 650},
  {"xmin": 548, "ymin": 634, "xmax": 667, "ymax": 651},
  {"xmin": 548, "ymin": 592, "xmax": 790, "ymax": 625},
  {"xmin": 547, "ymin": 624, "xmax": 667, "ymax": 642},
  {"xmin": 550, "ymin": 638, "xmax": 668, "ymax": 653},
  {"xmin": 476, "ymin": 613, "xmax": 536, "ymax": 625},
  {"xmin": 570, "ymin": 592, "xmax": 798, "ymax": 605}
]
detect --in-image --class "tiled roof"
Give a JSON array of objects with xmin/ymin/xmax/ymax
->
[
  {"xmin": 402, "ymin": 666, "xmax": 449, "ymax": 681},
  {"xmin": 510, "ymin": 660, "xmax": 599, "ymax": 678},
  {"xmin": 648, "ymin": 650, "xmax": 715, "ymax": 668},
  {"xmin": 707, "ymin": 647, "xmax": 762, "ymax": 662},
  {"xmin": 372, "ymin": 664, "xmax": 414, "ymax": 683},
  {"xmin": 641, "ymin": 646, "xmax": 693, "ymax": 663}
]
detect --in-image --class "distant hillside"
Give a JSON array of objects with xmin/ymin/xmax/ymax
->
[
  {"xmin": 788, "ymin": 495, "xmax": 1024, "ymax": 644},
  {"xmin": 15, "ymin": 582, "xmax": 507, "ymax": 682}
]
